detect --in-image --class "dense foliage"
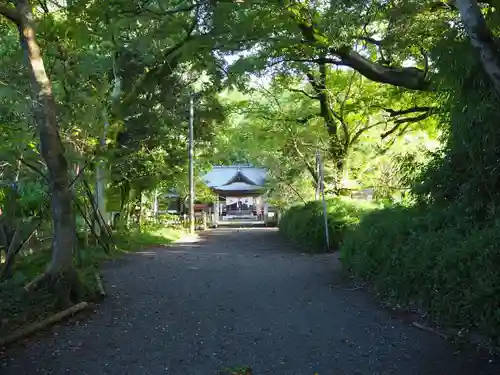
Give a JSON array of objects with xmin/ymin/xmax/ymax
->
[
  {"xmin": 279, "ymin": 198, "xmax": 377, "ymax": 253},
  {"xmin": 330, "ymin": 1, "xmax": 500, "ymax": 345},
  {"xmin": 340, "ymin": 30, "xmax": 500, "ymax": 344}
]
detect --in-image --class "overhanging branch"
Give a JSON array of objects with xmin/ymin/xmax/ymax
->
[
  {"xmin": 0, "ymin": 2, "xmax": 20, "ymax": 24},
  {"xmin": 121, "ymin": 13, "xmax": 199, "ymax": 106},
  {"xmin": 382, "ymin": 106, "xmax": 434, "ymax": 117},
  {"xmin": 288, "ymin": 87, "xmax": 319, "ymax": 100},
  {"xmin": 116, "ymin": 1, "xmax": 199, "ymax": 17},
  {"xmin": 429, "ymin": 0, "xmax": 493, "ymax": 12},
  {"xmin": 381, "ymin": 112, "xmax": 432, "ymax": 139},
  {"xmin": 295, "ymin": 16, "xmax": 430, "ymax": 90},
  {"xmin": 333, "ymin": 47, "xmax": 429, "ymax": 90},
  {"xmin": 245, "ymin": 110, "xmax": 318, "ymax": 125}
]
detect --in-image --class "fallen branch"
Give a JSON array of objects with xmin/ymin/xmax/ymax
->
[
  {"xmin": 411, "ymin": 321, "xmax": 448, "ymax": 340},
  {"xmin": 24, "ymin": 272, "xmax": 47, "ymax": 292},
  {"xmin": 328, "ymin": 283, "xmax": 366, "ymax": 291},
  {"xmin": 0, "ymin": 301, "xmax": 90, "ymax": 347},
  {"xmin": 94, "ymin": 271, "xmax": 106, "ymax": 297}
]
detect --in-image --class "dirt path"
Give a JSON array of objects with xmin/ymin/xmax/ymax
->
[{"xmin": 1, "ymin": 228, "xmax": 498, "ymax": 375}]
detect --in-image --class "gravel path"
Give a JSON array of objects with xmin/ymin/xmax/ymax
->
[{"xmin": 1, "ymin": 227, "xmax": 499, "ymax": 375}]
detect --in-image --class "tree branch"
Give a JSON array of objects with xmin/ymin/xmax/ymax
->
[
  {"xmin": 19, "ymin": 158, "xmax": 49, "ymax": 183},
  {"xmin": 356, "ymin": 36, "xmax": 391, "ymax": 65},
  {"xmin": 330, "ymin": 109, "xmax": 349, "ymax": 148},
  {"xmin": 339, "ymin": 71, "xmax": 357, "ymax": 122},
  {"xmin": 455, "ymin": 0, "xmax": 500, "ymax": 98},
  {"xmin": 333, "ymin": 47, "xmax": 430, "ymax": 90},
  {"xmin": 377, "ymin": 105, "xmax": 435, "ymax": 138},
  {"xmin": 381, "ymin": 113, "xmax": 431, "ymax": 138},
  {"xmin": 306, "ymin": 71, "xmax": 320, "ymax": 91},
  {"xmin": 248, "ymin": 111, "xmax": 318, "ymax": 125},
  {"xmin": 279, "ymin": 178, "xmax": 307, "ymax": 204},
  {"xmin": 116, "ymin": 1, "xmax": 199, "ymax": 17},
  {"xmin": 291, "ymin": 139, "xmax": 318, "ymax": 184},
  {"xmin": 350, "ymin": 121, "xmax": 386, "ymax": 146},
  {"xmin": 429, "ymin": 0, "xmax": 494, "ymax": 11},
  {"xmin": 121, "ymin": 13, "xmax": 199, "ymax": 106},
  {"xmin": 264, "ymin": 56, "xmax": 343, "ymax": 71},
  {"xmin": 357, "ymin": 36, "xmax": 383, "ymax": 46},
  {"xmin": 288, "ymin": 87, "xmax": 319, "ymax": 100},
  {"xmin": 382, "ymin": 106, "xmax": 434, "ymax": 117},
  {"xmin": 295, "ymin": 17, "xmax": 430, "ymax": 90},
  {"xmin": 37, "ymin": 0, "xmax": 50, "ymax": 14},
  {"xmin": 0, "ymin": 2, "xmax": 20, "ymax": 24}
]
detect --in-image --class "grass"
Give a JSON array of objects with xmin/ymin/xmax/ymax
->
[{"xmin": 0, "ymin": 225, "xmax": 184, "ymax": 339}]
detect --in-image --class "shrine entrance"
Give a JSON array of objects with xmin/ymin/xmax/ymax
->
[
  {"xmin": 202, "ymin": 166, "xmax": 270, "ymax": 225},
  {"xmin": 219, "ymin": 196, "xmax": 265, "ymax": 221}
]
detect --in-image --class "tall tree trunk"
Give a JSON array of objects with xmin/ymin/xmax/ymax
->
[
  {"xmin": 14, "ymin": 1, "xmax": 79, "ymax": 303},
  {"xmin": 95, "ymin": 74, "xmax": 121, "ymax": 231},
  {"xmin": 307, "ymin": 62, "xmax": 347, "ymax": 194},
  {"xmin": 456, "ymin": 0, "xmax": 500, "ymax": 97}
]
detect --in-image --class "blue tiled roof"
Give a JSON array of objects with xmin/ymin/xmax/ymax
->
[{"xmin": 203, "ymin": 166, "xmax": 267, "ymax": 190}]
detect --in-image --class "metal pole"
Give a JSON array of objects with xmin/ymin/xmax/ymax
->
[
  {"xmin": 188, "ymin": 95, "xmax": 195, "ymax": 234},
  {"xmin": 315, "ymin": 150, "xmax": 320, "ymax": 200},
  {"xmin": 318, "ymin": 151, "xmax": 330, "ymax": 250},
  {"xmin": 214, "ymin": 195, "xmax": 219, "ymax": 227}
]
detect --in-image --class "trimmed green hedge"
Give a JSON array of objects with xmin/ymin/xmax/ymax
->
[
  {"xmin": 279, "ymin": 198, "xmax": 378, "ymax": 252},
  {"xmin": 341, "ymin": 204, "xmax": 500, "ymax": 341}
]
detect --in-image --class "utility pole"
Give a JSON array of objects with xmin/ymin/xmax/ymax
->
[{"xmin": 188, "ymin": 95, "xmax": 195, "ymax": 234}]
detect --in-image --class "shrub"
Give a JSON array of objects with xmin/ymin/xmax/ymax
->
[
  {"xmin": 279, "ymin": 198, "xmax": 378, "ymax": 252},
  {"xmin": 341, "ymin": 204, "xmax": 500, "ymax": 341}
]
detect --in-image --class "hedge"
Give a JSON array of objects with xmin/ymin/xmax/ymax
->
[
  {"xmin": 341, "ymin": 204, "xmax": 500, "ymax": 342},
  {"xmin": 279, "ymin": 198, "xmax": 378, "ymax": 252}
]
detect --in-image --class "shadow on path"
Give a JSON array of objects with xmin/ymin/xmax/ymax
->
[{"xmin": 1, "ymin": 228, "xmax": 498, "ymax": 375}]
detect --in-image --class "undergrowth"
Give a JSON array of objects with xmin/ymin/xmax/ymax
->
[
  {"xmin": 279, "ymin": 198, "xmax": 378, "ymax": 252},
  {"xmin": 0, "ymin": 225, "xmax": 183, "ymax": 338}
]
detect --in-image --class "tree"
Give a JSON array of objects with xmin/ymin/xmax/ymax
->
[
  {"xmin": 0, "ymin": 0, "xmax": 80, "ymax": 302},
  {"xmin": 214, "ymin": 73, "xmax": 439, "ymax": 203},
  {"xmin": 0, "ymin": 0, "xmax": 226, "ymax": 299},
  {"xmin": 212, "ymin": 1, "xmax": 434, "ymax": 90},
  {"xmin": 455, "ymin": 0, "xmax": 500, "ymax": 97}
]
